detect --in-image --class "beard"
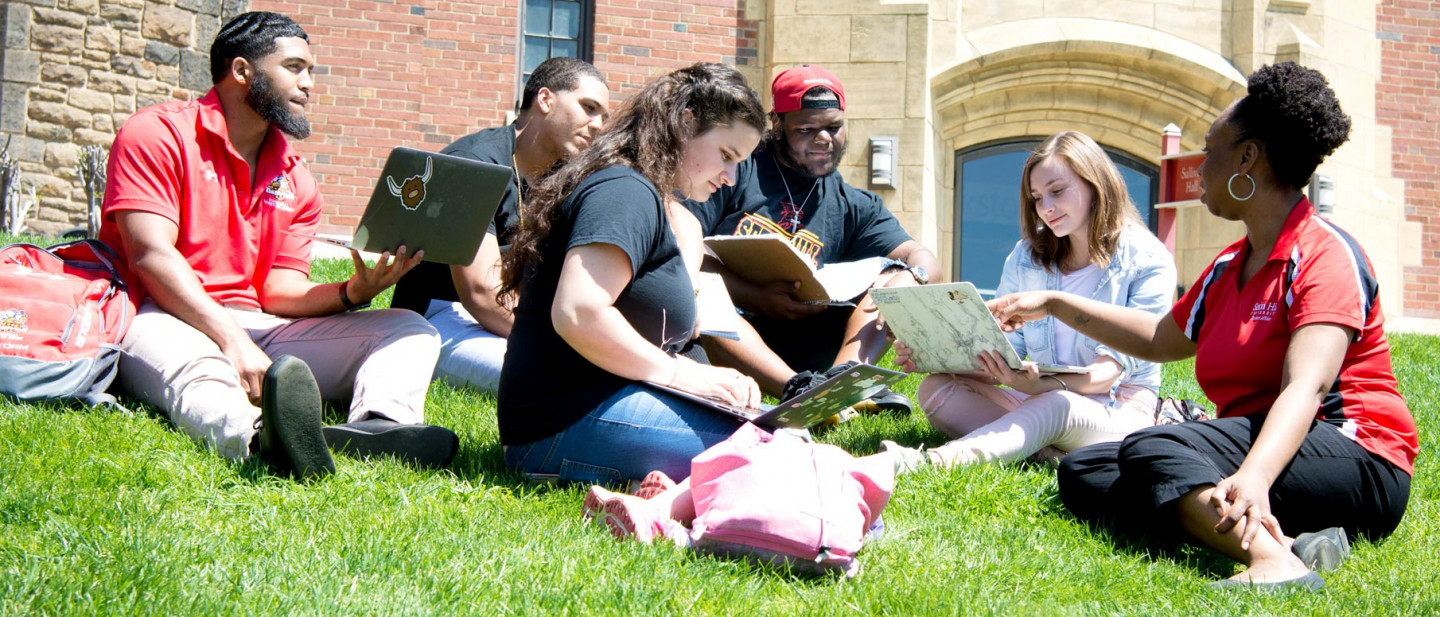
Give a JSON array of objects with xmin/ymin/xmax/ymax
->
[
  {"xmin": 771, "ymin": 130, "xmax": 847, "ymax": 179},
  {"xmin": 246, "ymin": 72, "xmax": 311, "ymax": 140}
]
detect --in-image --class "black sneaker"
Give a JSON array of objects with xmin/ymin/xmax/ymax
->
[
  {"xmin": 782, "ymin": 361, "xmax": 862, "ymax": 402},
  {"xmin": 258, "ymin": 355, "xmax": 335, "ymax": 480},
  {"xmin": 322, "ymin": 418, "xmax": 460, "ymax": 469},
  {"xmin": 852, "ymin": 387, "xmax": 913, "ymax": 416}
]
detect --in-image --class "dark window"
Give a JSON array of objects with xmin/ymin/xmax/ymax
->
[
  {"xmin": 952, "ymin": 139, "xmax": 1159, "ymax": 296},
  {"xmin": 520, "ymin": 0, "xmax": 592, "ymax": 86}
]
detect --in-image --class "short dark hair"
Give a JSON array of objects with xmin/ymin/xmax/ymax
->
[
  {"xmin": 210, "ymin": 12, "xmax": 309, "ymax": 85},
  {"xmin": 1229, "ymin": 62, "xmax": 1351, "ymax": 189},
  {"xmin": 518, "ymin": 57, "xmax": 605, "ymax": 114}
]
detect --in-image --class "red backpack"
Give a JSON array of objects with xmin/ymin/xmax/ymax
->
[{"xmin": 0, "ymin": 239, "xmax": 137, "ymax": 408}]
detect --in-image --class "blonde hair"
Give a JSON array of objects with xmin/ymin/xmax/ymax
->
[{"xmin": 1018, "ymin": 131, "xmax": 1141, "ymax": 270}]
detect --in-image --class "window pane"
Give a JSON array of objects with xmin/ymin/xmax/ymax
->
[
  {"xmin": 553, "ymin": 0, "xmax": 581, "ymax": 38},
  {"xmin": 525, "ymin": 0, "xmax": 551, "ymax": 36},
  {"xmin": 552, "ymin": 39, "xmax": 578, "ymax": 59},
  {"xmin": 524, "ymin": 36, "xmax": 550, "ymax": 73},
  {"xmin": 1116, "ymin": 164, "xmax": 1154, "ymax": 227},
  {"xmin": 959, "ymin": 150, "xmax": 1028, "ymax": 294}
]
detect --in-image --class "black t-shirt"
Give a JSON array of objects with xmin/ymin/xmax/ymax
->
[
  {"xmin": 497, "ymin": 165, "xmax": 697, "ymax": 446},
  {"xmin": 390, "ymin": 125, "xmax": 525, "ymax": 314},
  {"xmin": 685, "ymin": 145, "xmax": 911, "ymax": 266}
]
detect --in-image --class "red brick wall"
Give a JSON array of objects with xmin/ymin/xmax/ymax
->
[
  {"xmin": 1378, "ymin": 0, "xmax": 1440, "ymax": 318},
  {"xmin": 252, "ymin": 0, "xmax": 759, "ymax": 235}
]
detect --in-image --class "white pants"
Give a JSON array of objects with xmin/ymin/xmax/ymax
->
[
  {"xmin": 918, "ymin": 374, "xmax": 1157, "ymax": 466},
  {"xmin": 425, "ymin": 299, "xmax": 507, "ymax": 394},
  {"xmin": 116, "ymin": 301, "xmax": 440, "ymax": 460}
]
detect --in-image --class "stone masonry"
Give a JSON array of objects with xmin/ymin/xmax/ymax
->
[{"xmin": 1, "ymin": 0, "xmax": 250, "ymax": 235}]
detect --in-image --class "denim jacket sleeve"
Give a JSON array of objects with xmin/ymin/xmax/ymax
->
[
  {"xmin": 996, "ymin": 241, "xmax": 1029, "ymax": 356},
  {"xmin": 1092, "ymin": 228, "xmax": 1178, "ymax": 378}
]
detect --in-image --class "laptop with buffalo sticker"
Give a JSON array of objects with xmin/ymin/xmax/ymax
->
[
  {"xmin": 286, "ymin": 146, "xmax": 512, "ymax": 266},
  {"xmin": 648, "ymin": 363, "xmax": 907, "ymax": 429}
]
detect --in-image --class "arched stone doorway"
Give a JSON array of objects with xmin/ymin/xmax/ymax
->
[{"xmin": 931, "ymin": 18, "xmax": 1247, "ymax": 286}]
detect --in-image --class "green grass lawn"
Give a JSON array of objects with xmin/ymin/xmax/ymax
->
[{"xmin": 3, "ymin": 246, "xmax": 1439, "ymax": 615}]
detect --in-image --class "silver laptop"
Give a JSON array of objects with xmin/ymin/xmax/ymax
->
[
  {"xmin": 289, "ymin": 146, "xmax": 512, "ymax": 266},
  {"xmin": 868, "ymin": 282, "xmax": 1094, "ymax": 374},
  {"xmin": 649, "ymin": 363, "xmax": 907, "ymax": 429}
]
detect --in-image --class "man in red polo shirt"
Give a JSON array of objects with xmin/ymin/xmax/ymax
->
[{"xmin": 98, "ymin": 12, "xmax": 457, "ymax": 478}]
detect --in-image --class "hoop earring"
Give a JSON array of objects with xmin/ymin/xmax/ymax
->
[{"xmin": 1228, "ymin": 173, "xmax": 1256, "ymax": 202}]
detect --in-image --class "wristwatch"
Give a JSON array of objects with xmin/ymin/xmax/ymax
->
[{"xmin": 904, "ymin": 265, "xmax": 929, "ymax": 285}]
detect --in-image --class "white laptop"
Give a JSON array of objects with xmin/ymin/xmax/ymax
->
[
  {"xmin": 649, "ymin": 363, "xmax": 907, "ymax": 429},
  {"xmin": 868, "ymin": 282, "xmax": 1093, "ymax": 374}
]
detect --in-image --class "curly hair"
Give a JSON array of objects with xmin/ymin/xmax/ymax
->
[
  {"xmin": 1019, "ymin": 131, "xmax": 1141, "ymax": 271},
  {"xmin": 499, "ymin": 63, "xmax": 765, "ymax": 302},
  {"xmin": 1229, "ymin": 62, "xmax": 1351, "ymax": 189}
]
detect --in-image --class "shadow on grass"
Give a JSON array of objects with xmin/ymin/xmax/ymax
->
[{"xmin": 1032, "ymin": 481, "xmax": 1236, "ymax": 580}]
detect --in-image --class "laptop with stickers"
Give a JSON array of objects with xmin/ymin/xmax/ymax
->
[
  {"xmin": 649, "ymin": 363, "xmax": 907, "ymax": 429},
  {"xmin": 868, "ymin": 282, "xmax": 1094, "ymax": 374},
  {"xmin": 287, "ymin": 146, "xmax": 513, "ymax": 266}
]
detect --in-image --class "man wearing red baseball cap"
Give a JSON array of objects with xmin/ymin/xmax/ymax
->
[{"xmin": 686, "ymin": 65, "xmax": 942, "ymax": 412}]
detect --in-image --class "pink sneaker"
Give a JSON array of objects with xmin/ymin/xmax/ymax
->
[
  {"xmin": 632, "ymin": 470, "xmax": 676, "ymax": 499},
  {"xmin": 583, "ymin": 486, "xmax": 665, "ymax": 544}
]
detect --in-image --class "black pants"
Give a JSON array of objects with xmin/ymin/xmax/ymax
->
[
  {"xmin": 749, "ymin": 306, "xmax": 854, "ymax": 373},
  {"xmin": 1057, "ymin": 415, "xmax": 1410, "ymax": 542}
]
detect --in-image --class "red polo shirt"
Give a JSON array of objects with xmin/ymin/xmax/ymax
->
[
  {"xmin": 1173, "ymin": 198, "xmax": 1417, "ymax": 474},
  {"xmin": 98, "ymin": 90, "xmax": 320, "ymax": 309}
]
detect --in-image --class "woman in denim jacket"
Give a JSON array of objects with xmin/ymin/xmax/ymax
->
[{"xmin": 890, "ymin": 131, "xmax": 1176, "ymax": 468}]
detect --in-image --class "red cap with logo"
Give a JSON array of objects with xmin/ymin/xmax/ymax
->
[{"xmin": 770, "ymin": 65, "xmax": 846, "ymax": 114}]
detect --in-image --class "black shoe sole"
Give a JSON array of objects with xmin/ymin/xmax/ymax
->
[
  {"xmin": 322, "ymin": 423, "xmax": 459, "ymax": 469},
  {"xmin": 260, "ymin": 356, "xmax": 335, "ymax": 480}
]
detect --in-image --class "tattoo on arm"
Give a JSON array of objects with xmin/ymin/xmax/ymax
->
[{"xmin": 1073, "ymin": 312, "xmax": 1091, "ymax": 328}]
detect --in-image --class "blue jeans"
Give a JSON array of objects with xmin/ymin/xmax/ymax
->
[
  {"xmin": 503, "ymin": 384, "xmax": 743, "ymax": 485},
  {"xmin": 425, "ymin": 299, "xmax": 506, "ymax": 394}
]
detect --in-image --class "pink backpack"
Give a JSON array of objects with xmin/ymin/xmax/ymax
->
[{"xmin": 687, "ymin": 423, "xmax": 894, "ymax": 577}]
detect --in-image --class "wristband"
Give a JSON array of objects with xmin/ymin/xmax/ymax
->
[{"xmin": 339, "ymin": 280, "xmax": 369, "ymax": 311}]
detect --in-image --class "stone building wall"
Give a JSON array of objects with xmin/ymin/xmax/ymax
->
[
  {"xmin": 3, "ymin": 0, "xmax": 757, "ymax": 236},
  {"xmin": 0, "ymin": 0, "xmax": 249, "ymax": 235}
]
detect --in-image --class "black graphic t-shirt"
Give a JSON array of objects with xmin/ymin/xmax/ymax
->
[
  {"xmin": 685, "ymin": 146, "xmax": 911, "ymax": 266},
  {"xmin": 391, "ymin": 124, "xmax": 525, "ymax": 314},
  {"xmin": 497, "ymin": 166, "xmax": 696, "ymax": 446}
]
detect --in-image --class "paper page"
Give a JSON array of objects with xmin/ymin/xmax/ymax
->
[
  {"xmin": 813, "ymin": 256, "xmax": 891, "ymax": 304},
  {"xmin": 694, "ymin": 272, "xmax": 742, "ymax": 340},
  {"xmin": 867, "ymin": 282, "xmax": 1027, "ymax": 374}
]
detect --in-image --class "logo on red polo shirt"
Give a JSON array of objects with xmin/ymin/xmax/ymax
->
[
  {"xmin": 264, "ymin": 174, "xmax": 296, "ymax": 212},
  {"xmin": 1250, "ymin": 301, "xmax": 1279, "ymax": 322}
]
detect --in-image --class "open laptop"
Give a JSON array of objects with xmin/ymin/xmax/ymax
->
[
  {"xmin": 649, "ymin": 363, "xmax": 907, "ymax": 429},
  {"xmin": 868, "ymin": 282, "xmax": 1094, "ymax": 374},
  {"xmin": 287, "ymin": 146, "xmax": 512, "ymax": 266}
]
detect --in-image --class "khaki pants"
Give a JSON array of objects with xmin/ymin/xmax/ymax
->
[{"xmin": 116, "ymin": 300, "xmax": 440, "ymax": 460}]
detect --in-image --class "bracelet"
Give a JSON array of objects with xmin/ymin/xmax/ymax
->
[
  {"xmin": 339, "ymin": 280, "xmax": 361, "ymax": 311},
  {"xmin": 1045, "ymin": 374, "xmax": 1068, "ymax": 392}
]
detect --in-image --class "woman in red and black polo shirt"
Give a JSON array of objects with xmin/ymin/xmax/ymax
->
[{"xmin": 988, "ymin": 62, "xmax": 1416, "ymax": 591}]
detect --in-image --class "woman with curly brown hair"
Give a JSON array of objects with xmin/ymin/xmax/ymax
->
[
  {"xmin": 495, "ymin": 63, "xmax": 767, "ymax": 487},
  {"xmin": 991, "ymin": 62, "xmax": 1416, "ymax": 590}
]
